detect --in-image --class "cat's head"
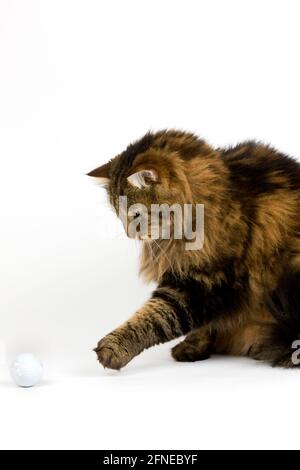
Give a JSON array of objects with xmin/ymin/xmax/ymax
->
[{"xmin": 88, "ymin": 130, "xmax": 219, "ymax": 243}]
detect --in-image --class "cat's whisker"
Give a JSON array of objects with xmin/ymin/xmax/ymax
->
[{"xmin": 152, "ymin": 239, "xmax": 173, "ymax": 273}]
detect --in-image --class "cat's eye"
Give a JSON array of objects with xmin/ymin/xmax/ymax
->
[{"xmin": 133, "ymin": 212, "xmax": 140, "ymax": 219}]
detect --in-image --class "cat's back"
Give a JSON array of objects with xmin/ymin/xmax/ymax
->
[{"xmin": 221, "ymin": 141, "xmax": 300, "ymax": 196}]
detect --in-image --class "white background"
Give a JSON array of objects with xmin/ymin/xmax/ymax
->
[{"xmin": 1, "ymin": 0, "xmax": 300, "ymax": 450}]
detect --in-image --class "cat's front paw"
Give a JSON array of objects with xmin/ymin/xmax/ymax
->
[{"xmin": 94, "ymin": 335, "xmax": 132, "ymax": 370}]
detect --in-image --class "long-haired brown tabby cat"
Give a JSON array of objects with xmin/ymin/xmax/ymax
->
[{"xmin": 88, "ymin": 130, "xmax": 300, "ymax": 370}]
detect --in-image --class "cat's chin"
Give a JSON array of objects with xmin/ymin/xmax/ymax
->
[
  {"xmin": 130, "ymin": 233, "xmax": 152, "ymax": 241},
  {"xmin": 140, "ymin": 235, "xmax": 152, "ymax": 241}
]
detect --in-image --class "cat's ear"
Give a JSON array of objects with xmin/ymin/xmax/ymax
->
[
  {"xmin": 127, "ymin": 169, "xmax": 158, "ymax": 189},
  {"xmin": 87, "ymin": 161, "xmax": 111, "ymax": 187}
]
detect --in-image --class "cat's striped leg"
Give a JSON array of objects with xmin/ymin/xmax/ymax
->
[{"xmin": 94, "ymin": 287, "xmax": 194, "ymax": 370}]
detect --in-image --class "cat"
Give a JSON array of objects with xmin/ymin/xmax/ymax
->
[{"xmin": 88, "ymin": 129, "xmax": 300, "ymax": 370}]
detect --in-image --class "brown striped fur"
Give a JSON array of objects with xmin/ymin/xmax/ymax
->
[{"xmin": 88, "ymin": 130, "xmax": 300, "ymax": 370}]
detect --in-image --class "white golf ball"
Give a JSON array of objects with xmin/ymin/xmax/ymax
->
[{"xmin": 10, "ymin": 353, "xmax": 43, "ymax": 388}]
